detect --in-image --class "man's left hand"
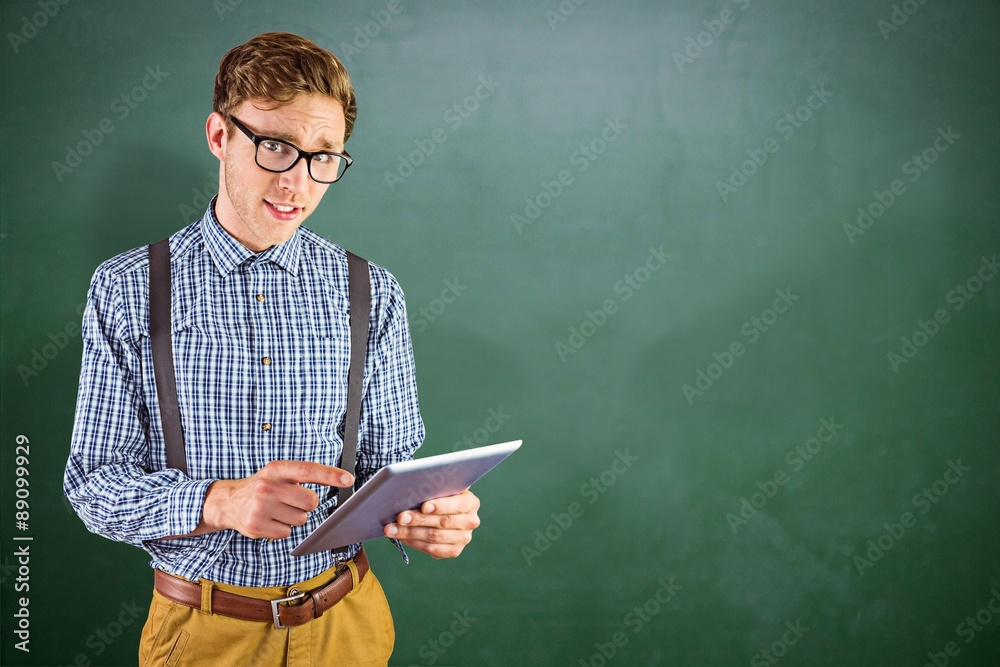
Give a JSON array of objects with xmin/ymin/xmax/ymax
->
[{"xmin": 384, "ymin": 489, "xmax": 481, "ymax": 559}]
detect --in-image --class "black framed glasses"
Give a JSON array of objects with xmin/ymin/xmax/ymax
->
[{"xmin": 229, "ymin": 116, "xmax": 353, "ymax": 184}]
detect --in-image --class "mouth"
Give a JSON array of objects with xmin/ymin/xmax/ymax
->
[{"xmin": 264, "ymin": 200, "xmax": 303, "ymax": 222}]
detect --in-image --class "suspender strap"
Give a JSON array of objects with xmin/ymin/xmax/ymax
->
[
  {"xmin": 148, "ymin": 239, "xmax": 188, "ymax": 475},
  {"xmin": 338, "ymin": 251, "xmax": 370, "ymax": 509}
]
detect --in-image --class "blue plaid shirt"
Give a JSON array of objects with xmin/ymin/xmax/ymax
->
[{"xmin": 64, "ymin": 200, "xmax": 424, "ymax": 587}]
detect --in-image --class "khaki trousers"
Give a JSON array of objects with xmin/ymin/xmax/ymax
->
[{"xmin": 138, "ymin": 558, "xmax": 394, "ymax": 666}]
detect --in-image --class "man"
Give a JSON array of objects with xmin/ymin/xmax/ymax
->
[{"xmin": 64, "ymin": 32, "xmax": 480, "ymax": 666}]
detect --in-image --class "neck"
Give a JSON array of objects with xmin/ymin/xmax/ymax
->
[{"xmin": 212, "ymin": 195, "xmax": 271, "ymax": 253}]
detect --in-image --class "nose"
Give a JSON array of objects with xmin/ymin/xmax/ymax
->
[{"xmin": 277, "ymin": 155, "xmax": 312, "ymax": 194}]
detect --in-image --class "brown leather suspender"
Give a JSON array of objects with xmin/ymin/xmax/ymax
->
[
  {"xmin": 148, "ymin": 239, "xmax": 187, "ymax": 474},
  {"xmin": 338, "ymin": 251, "xmax": 370, "ymax": 507}
]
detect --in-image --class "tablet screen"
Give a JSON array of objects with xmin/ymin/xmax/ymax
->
[{"xmin": 291, "ymin": 440, "xmax": 521, "ymax": 555}]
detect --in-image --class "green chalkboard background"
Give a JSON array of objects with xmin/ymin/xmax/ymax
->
[{"xmin": 2, "ymin": 1, "xmax": 999, "ymax": 665}]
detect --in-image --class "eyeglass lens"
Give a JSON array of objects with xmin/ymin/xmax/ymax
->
[{"xmin": 256, "ymin": 139, "xmax": 348, "ymax": 182}]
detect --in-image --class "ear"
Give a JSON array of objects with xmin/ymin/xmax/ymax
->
[{"xmin": 206, "ymin": 112, "xmax": 227, "ymax": 161}]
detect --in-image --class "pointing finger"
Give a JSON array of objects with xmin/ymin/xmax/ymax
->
[{"xmin": 262, "ymin": 460, "xmax": 354, "ymax": 488}]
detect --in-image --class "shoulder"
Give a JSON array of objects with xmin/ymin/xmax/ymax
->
[
  {"xmin": 90, "ymin": 222, "xmax": 202, "ymax": 287},
  {"xmin": 91, "ymin": 245, "xmax": 147, "ymax": 286},
  {"xmin": 86, "ymin": 223, "xmax": 202, "ymax": 337}
]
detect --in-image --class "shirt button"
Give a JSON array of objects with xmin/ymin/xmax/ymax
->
[
  {"xmin": 261, "ymin": 356, "xmax": 272, "ymax": 366},
  {"xmin": 261, "ymin": 422, "xmax": 272, "ymax": 432},
  {"xmin": 256, "ymin": 294, "xmax": 266, "ymax": 303}
]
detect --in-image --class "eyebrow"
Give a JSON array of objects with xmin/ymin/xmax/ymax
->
[{"xmin": 259, "ymin": 128, "xmax": 341, "ymax": 152}]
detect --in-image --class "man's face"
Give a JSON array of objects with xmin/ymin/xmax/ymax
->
[{"xmin": 207, "ymin": 93, "xmax": 347, "ymax": 251}]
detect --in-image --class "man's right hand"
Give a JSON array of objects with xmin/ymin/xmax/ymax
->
[{"xmin": 189, "ymin": 461, "xmax": 354, "ymax": 540}]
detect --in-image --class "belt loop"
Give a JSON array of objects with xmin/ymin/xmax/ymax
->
[
  {"xmin": 199, "ymin": 579, "xmax": 213, "ymax": 615},
  {"xmin": 346, "ymin": 558, "xmax": 359, "ymax": 589}
]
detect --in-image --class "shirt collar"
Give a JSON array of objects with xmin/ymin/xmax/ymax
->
[{"xmin": 200, "ymin": 196, "xmax": 302, "ymax": 276}]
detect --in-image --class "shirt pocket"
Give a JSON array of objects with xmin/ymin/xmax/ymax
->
[
  {"xmin": 289, "ymin": 277, "xmax": 353, "ymax": 438},
  {"xmin": 298, "ymin": 408, "xmax": 347, "ymax": 514},
  {"xmin": 297, "ymin": 276, "xmax": 351, "ymax": 340},
  {"xmin": 171, "ymin": 299, "xmax": 249, "ymax": 398},
  {"xmin": 168, "ymin": 294, "xmax": 254, "ymax": 479}
]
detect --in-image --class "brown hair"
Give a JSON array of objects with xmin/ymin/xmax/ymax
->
[{"xmin": 213, "ymin": 32, "xmax": 357, "ymax": 142}]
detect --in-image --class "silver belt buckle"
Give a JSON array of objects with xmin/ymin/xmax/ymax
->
[{"xmin": 270, "ymin": 588, "xmax": 306, "ymax": 629}]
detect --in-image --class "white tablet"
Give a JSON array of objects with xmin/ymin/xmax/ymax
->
[{"xmin": 291, "ymin": 440, "xmax": 521, "ymax": 556}]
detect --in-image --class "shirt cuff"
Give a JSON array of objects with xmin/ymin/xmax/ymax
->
[
  {"xmin": 389, "ymin": 537, "xmax": 410, "ymax": 564},
  {"xmin": 164, "ymin": 478, "xmax": 216, "ymax": 538}
]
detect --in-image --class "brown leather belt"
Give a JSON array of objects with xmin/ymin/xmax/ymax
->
[{"xmin": 154, "ymin": 548, "xmax": 369, "ymax": 629}]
